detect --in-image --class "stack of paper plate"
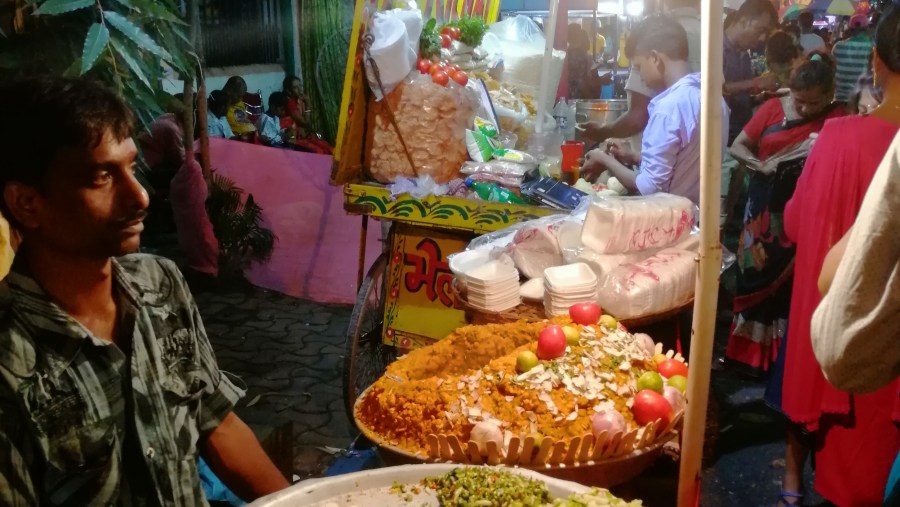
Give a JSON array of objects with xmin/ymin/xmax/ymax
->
[
  {"xmin": 466, "ymin": 261, "xmax": 521, "ymax": 312},
  {"xmin": 543, "ymin": 263, "xmax": 598, "ymax": 316}
]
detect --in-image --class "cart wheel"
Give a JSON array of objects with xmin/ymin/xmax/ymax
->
[{"xmin": 343, "ymin": 253, "xmax": 396, "ymax": 426}]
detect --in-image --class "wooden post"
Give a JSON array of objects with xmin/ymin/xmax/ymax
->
[{"xmin": 676, "ymin": 0, "xmax": 724, "ymax": 503}]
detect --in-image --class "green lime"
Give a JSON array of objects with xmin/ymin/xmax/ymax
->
[
  {"xmin": 667, "ymin": 375, "xmax": 688, "ymax": 394},
  {"xmin": 599, "ymin": 314, "xmax": 618, "ymax": 329},
  {"xmin": 637, "ymin": 371, "xmax": 664, "ymax": 394},
  {"xmin": 517, "ymin": 351, "xmax": 539, "ymax": 373},
  {"xmin": 563, "ymin": 326, "xmax": 580, "ymax": 346}
]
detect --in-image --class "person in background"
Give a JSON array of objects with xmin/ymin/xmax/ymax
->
[
  {"xmin": 780, "ymin": 9, "xmax": 900, "ymax": 505},
  {"xmin": 847, "ymin": 70, "xmax": 883, "ymax": 114},
  {"xmin": 811, "ymin": 131, "xmax": 900, "ymax": 506},
  {"xmin": 0, "ymin": 76, "xmax": 290, "ymax": 505},
  {"xmin": 798, "ymin": 11, "xmax": 826, "ymax": 53},
  {"xmin": 832, "ymin": 14, "xmax": 874, "ymax": 103},
  {"xmin": 582, "ymin": 0, "xmax": 702, "ymax": 144},
  {"xmin": 566, "ymin": 23, "xmax": 594, "ymax": 100},
  {"xmin": 207, "ymin": 89, "xmax": 235, "ymax": 140},
  {"xmin": 724, "ymin": 53, "xmax": 844, "ymax": 506},
  {"xmin": 762, "ymin": 30, "xmax": 803, "ymax": 91},
  {"xmin": 282, "ymin": 74, "xmax": 311, "ymax": 135},
  {"xmin": 580, "ymin": 15, "xmax": 729, "ymax": 206},
  {"xmin": 594, "ymin": 22, "xmax": 607, "ymax": 59},
  {"xmin": 222, "ymin": 76, "xmax": 256, "ymax": 139},
  {"xmin": 257, "ymin": 92, "xmax": 289, "ymax": 148}
]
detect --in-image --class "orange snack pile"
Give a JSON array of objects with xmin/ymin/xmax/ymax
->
[{"xmin": 356, "ymin": 318, "xmax": 666, "ymax": 457}]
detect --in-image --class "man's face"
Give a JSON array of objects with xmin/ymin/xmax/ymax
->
[
  {"xmin": 633, "ymin": 52, "xmax": 666, "ymax": 91},
  {"xmin": 736, "ymin": 15, "xmax": 773, "ymax": 50},
  {"xmin": 11, "ymin": 130, "xmax": 149, "ymax": 259}
]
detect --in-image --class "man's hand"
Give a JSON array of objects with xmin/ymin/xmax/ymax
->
[
  {"xmin": 581, "ymin": 148, "xmax": 618, "ymax": 182},
  {"xmin": 607, "ymin": 140, "xmax": 639, "ymax": 166},
  {"xmin": 581, "ymin": 121, "xmax": 610, "ymax": 143},
  {"xmin": 755, "ymin": 74, "xmax": 779, "ymax": 92}
]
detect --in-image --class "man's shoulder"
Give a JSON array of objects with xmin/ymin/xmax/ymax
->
[{"xmin": 116, "ymin": 254, "xmax": 188, "ymax": 293}]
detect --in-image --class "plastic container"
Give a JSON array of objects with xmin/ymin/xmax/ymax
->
[{"xmin": 465, "ymin": 178, "xmax": 528, "ymax": 205}]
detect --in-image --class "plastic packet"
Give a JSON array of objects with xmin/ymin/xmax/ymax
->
[
  {"xmin": 581, "ymin": 193, "xmax": 697, "ymax": 255},
  {"xmin": 387, "ymin": 174, "xmax": 450, "ymax": 199},
  {"xmin": 597, "ymin": 248, "xmax": 697, "ymax": 320},
  {"xmin": 466, "ymin": 129, "xmax": 497, "ymax": 162},
  {"xmin": 460, "ymin": 160, "xmax": 535, "ymax": 177},
  {"xmin": 474, "ymin": 116, "xmax": 499, "ymax": 138},
  {"xmin": 493, "ymin": 148, "xmax": 537, "ymax": 165},
  {"xmin": 368, "ymin": 71, "xmax": 479, "ymax": 183}
]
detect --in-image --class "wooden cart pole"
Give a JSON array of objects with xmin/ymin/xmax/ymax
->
[{"xmin": 677, "ymin": 0, "xmax": 724, "ymax": 504}]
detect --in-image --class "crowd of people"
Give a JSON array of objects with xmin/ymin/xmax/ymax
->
[
  {"xmin": 580, "ymin": 1, "xmax": 900, "ymax": 504},
  {"xmin": 206, "ymin": 74, "xmax": 332, "ymax": 155}
]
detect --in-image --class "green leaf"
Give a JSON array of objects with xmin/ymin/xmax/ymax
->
[
  {"xmin": 63, "ymin": 57, "xmax": 83, "ymax": 77},
  {"xmin": 80, "ymin": 22, "xmax": 109, "ymax": 75},
  {"xmin": 112, "ymin": 0, "xmax": 134, "ymax": 8},
  {"xmin": 35, "ymin": 0, "xmax": 94, "ymax": 15},
  {"xmin": 109, "ymin": 36, "xmax": 151, "ymax": 89},
  {"xmin": 137, "ymin": 1, "xmax": 187, "ymax": 25},
  {"xmin": 103, "ymin": 10, "xmax": 172, "ymax": 62}
]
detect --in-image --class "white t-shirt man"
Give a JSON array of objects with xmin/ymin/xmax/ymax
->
[{"xmin": 800, "ymin": 32, "xmax": 827, "ymax": 53}]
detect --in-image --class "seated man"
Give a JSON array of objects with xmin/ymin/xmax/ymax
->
[
  {"xmin": 581, "ymin": 15, "xmax": 729, "ymax": 205},
  {"xmin": 208, "ymin": 89, "xmax": 236, "ymax": 139},
  {"xmin": 257, "ymin": 91, "xmax": 290, "ymax": 147},
  {"xmin": 223, "ymin": 75, "xmax": 257, "ymax": 140},
  {"xmin": 0, "ymin": 77, "xmax": 289, "ymax": 505}
]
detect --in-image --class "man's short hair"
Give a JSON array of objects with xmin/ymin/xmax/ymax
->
[
  {"xmin": 625, "ymin": 16, "xmax": 689, "ymax": 61},
  {"xmin": 798, "ymin": 10, "xmax": 814, "ymax": 29},
  {"xmin": 738, "ymin": 0, "xmax": 778, "ymax": 25},
  {"xmin": 268, "ymin": 91, "xmax": 289, "ymax": 110},
  {"xmin": 0, "ymin": 77, "xmax": 134, "ymax": 192}
]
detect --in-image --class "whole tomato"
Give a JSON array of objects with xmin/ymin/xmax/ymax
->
[
  {"xmin": 450, "ymin": 70, "xmax": 468, "ymax": 86},
  {"xmin": 569, "ymin": 302, "xmax": 601, "ymax": 326},
  {"xmin": 416, "ymin": 58, "xmax": 432, "ymax": 74},
  {"xmin": 537, "ymin": 325, "xmax": 567, "ymax": 360},
  {"xmin": 441, "ymin": 26, "xmax": 461, "ymax": 40},
  {"xmin": 440, "ymin": 33, "xmax": 452, "ymax": 49},
  {"xmin": 446, "ymin": 63, "xmax": 461, "ymax": 74},
  {"xmin": 431, "ymin": 71, "xmax": 450, "ymax": 87},
  {"xmin": 657, "ymin": 358, "xmax": 689, "ymax": 379},
  {"xmin": 631, "ymin": 389, "xmax": 673, "ymax": 427},
  {"xmin": 429, "ymin": 61, "xmax": 448, "ymax": 76}
]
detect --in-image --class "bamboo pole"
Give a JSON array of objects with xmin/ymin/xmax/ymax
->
[{"xmin": 676, "ymin": 0, "xmax": 724, "ymax": 503}]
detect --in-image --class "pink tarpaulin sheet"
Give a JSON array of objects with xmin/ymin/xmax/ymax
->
[{"xmin": 208, "ymin": 137, "xmax": 382, "ymax": 304}]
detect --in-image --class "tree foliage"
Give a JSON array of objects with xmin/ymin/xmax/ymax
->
[{"xmin": 0, "ymin": 0, "xmax": 193, "ymax": 128}]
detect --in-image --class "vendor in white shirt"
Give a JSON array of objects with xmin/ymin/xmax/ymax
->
[{"xmin": 580, "ymin": 16, "xmax": 729, "ymax": 205}]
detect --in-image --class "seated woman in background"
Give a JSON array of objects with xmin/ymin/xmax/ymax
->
[
  {"xmin": 222, "ymin": 76, "xmax": 256, "ymax": 140},
  {"xmin": 282, "ymin": 74, "xmax": 311, "ymax": 134},
  {"xmin": 207, "ymin": 89, "xmax": 235, "ymax": 139}
]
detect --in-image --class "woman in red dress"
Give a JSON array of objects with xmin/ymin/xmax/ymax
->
[{"xmin": 781, "ymin": 9, "xmax": 900, "ymax": 505}]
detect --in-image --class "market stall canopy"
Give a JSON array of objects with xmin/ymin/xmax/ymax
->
[
  {"xmin": 806, "ymin": 0, "xmax": 833, "ymax": 12},
  {"xmin": 827, "ymin": 0, "xmax": 857, "ymax": 15}
]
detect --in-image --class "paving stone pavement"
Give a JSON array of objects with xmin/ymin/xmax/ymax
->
[{"xmin": 193, "ymin": 283, "xmax": 357, "ymax": 476}]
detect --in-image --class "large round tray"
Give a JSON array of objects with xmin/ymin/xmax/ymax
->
[
  {"xmin": 247, "ymin": 464, "xmax": 596, "ymax": 506},
  {"xmin": 354, "ymin": 390, "xmax": 679, "ymax": 488}
]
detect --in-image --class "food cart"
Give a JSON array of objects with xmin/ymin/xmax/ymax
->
[
  {"xmin": 328, "ymin": 0, "xmax": 725, "ymax": 504},
  {"xmin": 332, "ymin": 0, "xmax": 566, "ymax": 421}
]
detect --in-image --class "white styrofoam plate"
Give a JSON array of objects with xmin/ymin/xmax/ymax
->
[
  {"xmin": 247, "ymin": 464, "xmax": 593, "ymax": 507},
  {"xmin": 448, "ymin": 250, "xmax": 493, "ymax": 279},
  {"xmin": 467, "ymin": 261, "xmax": 520, "ymax": 284},
  {"xmin": 520, "ymin": 278, "xmax": 545, "ymax": 301},
  {"xmin": 543, "ymin": 263, "xmax": 598, "ymax": 291}
]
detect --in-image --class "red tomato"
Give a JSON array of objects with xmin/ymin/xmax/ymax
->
[
  {"xmin": 416, "ymin": 58, "xmax": 432, "ymax": 74},
  {"xmin": 440, "ymin": 33, "xmax": 452, "ymax": 48},
  {"xmin": 657, "ymin": 359, "xmax": 689, "ymax": 379},
  {"xmin": 569, "ymin": 302, "xmax": 601, "ymax": 326},
  {"xmin": 441, "ymin": 26, "xmax": 461, "ymax": 40},
  {"xmin": 631, "ymin": 390, "xmax": 672, "ymax": 427},
  {"xmin": 429, "ymin": 61, "xmax": 448, "ymax": 75},
  {"xmin": 537, "ymin": 325, "xmax": 567, "ymax": 360},
  {"xmin": 446, "ymin": 64, "xmax": 461, "ymax": 74},
  {"xmin": 431, "ymin": 70, "xmax": 450, "ymax": 87},
  {"xmin": 450, "ymin": 70, "xmax": 468, "ymax": 86}
]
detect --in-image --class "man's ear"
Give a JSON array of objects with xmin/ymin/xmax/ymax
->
[{"xmin": 4, "ymin": 182, "xmax": 42, "ymax": 230}]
